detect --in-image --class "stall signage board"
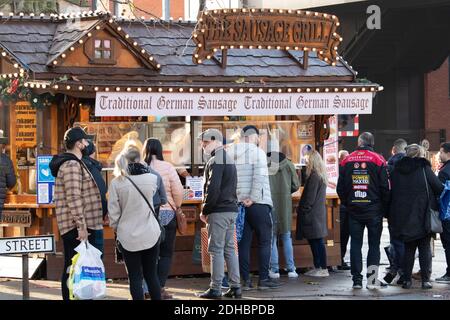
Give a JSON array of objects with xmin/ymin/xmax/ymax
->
[
  {"xmin": 36, "ymin": 156, "xmax": 55, "ymax": 204},
  {"xmin": 15, "ymin": 101, "xmax": 36, "ymax": 148},
  {"xmin": 0, "ymin": 210, "xmax": 32, "ymax": 227},
  {"xmin": 0, "ymin": 235, "xmax": 55, "ymax": 255},
  {"xmin": 95, "ymin": 92, "xmax": 373, "ymax": 117},
  {"xmin": 324, "ymin": 115, "xmax": 339, "ymax": 195},
  {"xmin": 192, "ymin": 10, "xmax": 341, "ymax": 65}
]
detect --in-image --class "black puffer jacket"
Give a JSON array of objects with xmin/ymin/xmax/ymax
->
[
  {"xmin": 0, "ymin": 153, "xmax": 16, "ymax": 215},
  {"xmin": 389, "ymin": 157, "xmax": 444, "ymax": 242}
]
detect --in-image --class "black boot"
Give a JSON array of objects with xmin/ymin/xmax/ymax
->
[
  {"xmin": 383, "ymin": 273, "xmax": 395, "ymax": 284},
  {"xmin": 402, "ymin": 281, "xmax": 412, "ymax": 289},
  {"xmin": 198, "ymin": 288, "xmax": 222, "ymax": 299},
  {"xmin": 223, "ymin": 287, "xmax": 242, "ymax": 298}
]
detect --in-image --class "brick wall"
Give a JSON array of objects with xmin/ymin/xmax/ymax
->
[{"xmin": 424, "ymin": 57, "xmax": 450, "ymax": 141}]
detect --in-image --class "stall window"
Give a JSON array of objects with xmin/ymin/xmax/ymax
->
[{"xmin": 85, "ymin": 38, "xmax": 116, "ymax": 65}]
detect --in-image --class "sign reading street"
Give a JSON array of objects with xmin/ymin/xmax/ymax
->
[{"xmin": 0, "ymin": 235, "xmax": 55, "ymax": 255}]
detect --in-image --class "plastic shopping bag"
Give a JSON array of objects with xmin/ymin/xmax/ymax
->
[{"xmin": 68, "ymin": 240, "xmax": 106, "ymax": 300}]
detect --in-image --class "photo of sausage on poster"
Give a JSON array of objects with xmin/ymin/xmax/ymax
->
[{"xmin": 324, "ymin": 115, "xmax": 339, "ymax": 194}]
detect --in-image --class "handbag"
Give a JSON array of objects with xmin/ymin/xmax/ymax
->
[
  {"xmin": 125, "ymin": 176, "xmax": 166, "ymax": 242},
  {"xmin": 423, "ymin": 168, "xmax": 443, "ymax": 233},
  {"xmin": 168, "ymin": 202, "xmax": 188, "ymax": 235}
]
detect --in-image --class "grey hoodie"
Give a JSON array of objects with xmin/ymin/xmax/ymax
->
[{"xmin": 226, "ymin": 142, "xmax": 273, "ymax": 207}]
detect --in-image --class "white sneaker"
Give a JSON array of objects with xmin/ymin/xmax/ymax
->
[
  {"xmin": 317, "ymin": 269, "xmax": 330, "ymax": 277},
  {"xmin": 304, "ymin": 268, "xmax": 319, "ymax": 276},
  {"xmin": 288, "ymin": 270, "xmax": 299, "ymax": 278},
  {"xmin": 308, "ymin": 269, "xmax": 330, "ymax": 277},
  {"xmin": 269, "ymin": 270, "xmax": 280, "ymax": 279}
]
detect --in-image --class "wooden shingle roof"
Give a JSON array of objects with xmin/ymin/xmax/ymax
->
[{"xmin": 0, "ymin": 14, "xmax": 367, "ymax": 89}]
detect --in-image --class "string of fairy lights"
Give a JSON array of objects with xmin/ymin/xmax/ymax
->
[{"xmin": 0, "ymin": 9, "xmax": 384, "ymax": 96}]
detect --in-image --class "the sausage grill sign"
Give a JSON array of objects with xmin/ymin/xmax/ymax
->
[{"xmin": 0, "ymin": 235, "xmax": 55, "ymax": 255}]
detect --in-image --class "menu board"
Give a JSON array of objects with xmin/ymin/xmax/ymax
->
[
  {"xmin": 15, "ymin": 101, "xmax": 36, "ymax": 148},
  {"xmin": 324, "ymin": 115, "xmax": 339, "ymax": 194}
]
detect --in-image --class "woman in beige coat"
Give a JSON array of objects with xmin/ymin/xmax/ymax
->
[{"xmin": 108, "ymin": 143, "xmax": 162, "ymax": 300}]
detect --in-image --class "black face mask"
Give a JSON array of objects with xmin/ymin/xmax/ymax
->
[{"xmin": 82, "ymin": 141, "xmax": 96, "ymax": 157}]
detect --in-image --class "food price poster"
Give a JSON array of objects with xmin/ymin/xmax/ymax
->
[
  {"xmin": 324, "ymin": 116, "xmax": 339, "ymax": 195},
  {"xmin": 37, "ymin": 156, "xmax": 55, "ymax": 204}
]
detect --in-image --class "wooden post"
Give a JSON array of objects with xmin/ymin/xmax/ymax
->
[{"xmin": 22, "ymin": 254, "xmax": 30, "ymax": 300}]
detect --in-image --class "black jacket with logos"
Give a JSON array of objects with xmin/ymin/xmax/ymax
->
[
  {"xmin": 389, "ymin": 157, "xmax": 444, "ymax": 242},
  {"xmin": 202, "ymin": 147, "xmax": 238, "ymax": 216},
  {"xmin": 337, "ymin": 146, "xmax": 390, "ymax": 221}
]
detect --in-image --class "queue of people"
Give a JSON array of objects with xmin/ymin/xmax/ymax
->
[{"xmin": 45, "ymin": 125, "xmax": 450, "ymax": 300}]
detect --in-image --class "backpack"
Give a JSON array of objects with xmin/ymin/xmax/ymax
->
[{"xmin": 440, "ymin": 181, "xmax": 450, "ymax": 221}]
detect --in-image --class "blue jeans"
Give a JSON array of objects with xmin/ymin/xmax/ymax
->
[
  {"xmin": 349, "ymin": 215, "xmax": 383, "ymax": 281},
  {"xmin": 308, "ymin": 238, "xmax": 327, "ymax": 269},
  {"xmin": 270, "ymin": 231, "xmax": 296, "ymax": 272},
  {"xmin": 238, "ymin": 204, "xmax": 273, "ymax": 282}
]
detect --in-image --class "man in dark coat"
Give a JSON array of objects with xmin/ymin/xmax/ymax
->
[
  {"xmin": 436, "ymin": 142, "xmax": 450, "ymax": 283},
  {"xmin": 337, "ymin": 132, "xmax": 390, "ymax": 290},
  {"xmin": 389, "ymin": 145, "xmax": 443, "ymax": 289},
  {"xmin": 198, "ymin": 129, "xmax": 240, "ymax": 299},
  {"xmin": 0, "ymin": 130, "xmax": 16, "ymax": 218},
  {"xmin": 384, "ymin": 138, "xmax": 407, "ymax": 285}
]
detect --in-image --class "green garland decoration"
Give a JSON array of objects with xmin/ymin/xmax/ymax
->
[{"xmin": 0, "ymin": 76, "xmax": 55, "ymax": 109}]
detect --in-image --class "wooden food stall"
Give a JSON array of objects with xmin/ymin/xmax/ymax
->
[{"xmin": 0, "ymin": 9, "xmax": 381, "ymax": 280}]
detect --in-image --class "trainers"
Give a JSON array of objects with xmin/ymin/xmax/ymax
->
[
  {"xmin": 422, "ymin": 281, "xmax": 433, "ymax": 289},
  {"xmin": 241, "ymin": 279, "xmax": 254, "ymax": 291},
  {"xmin": 287, "ymin": 270, "xmax": 299, "ymax": 278},
  {"xmin": 198, "ymin": 288, "xmax": 222, "ymax": 299},
  {"xmin": 307, "ymin": 269, "xmax": 329, "ymax": 277},
  {"xmin": 396, "ymin": 275, "xmax": 405, "ymax": 285},
  {"xmin": 353, "ymin": 279, "xmax": 363, "ymax": 289},
  {"xmin": 435, "ymin": 274, "xmax": 450, "ymax": 283},
  {"xmin": 337, "ymin": 262, "xmax": 351, "ymax": 271},
  {"xmin": 269, "ymin": 270, "xmax": 280, "ymax": 279},
  {"xmin": 366, "ymin": 279, "xmax": 388, "ymax": 290},
  {"xmin": 258, "ymin": 279, "xmax": 282, "ymax": 290},
  {"xmin": 304, "ymin": 268, "xmax": 319, "ymax": 276}
]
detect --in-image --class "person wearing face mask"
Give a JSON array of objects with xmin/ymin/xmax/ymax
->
[
  {"xmin": 50, "ymin": 127, "xmax": 104, "ymax": 300},
  {"xmin": 198, "ymin": 129, "xmax": 241, "ymax": 299},
  {"xmin": 81, "ymin": 139, "xmax": 108, "ymax": 255}
]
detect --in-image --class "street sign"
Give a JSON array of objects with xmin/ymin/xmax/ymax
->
[
  {"xmin": 0, "ymin": 235, "xmax": 55, "ymax": 255},
  {"xmin": 0, "ymin": 234, "xmax": 55, "ymax": 300},
  {"xmin": 0, "ymin": 210, "xmax": 32, "ymax": 227}
]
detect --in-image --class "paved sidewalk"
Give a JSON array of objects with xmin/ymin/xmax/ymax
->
[{"xmin": 1, "ymin": 222, "xmax": 449, "ymax": 300}]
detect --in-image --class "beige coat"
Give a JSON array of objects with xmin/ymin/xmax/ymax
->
[{"xmin": 108, "ymin": 173, "xmax": 161, "ymax": 252}]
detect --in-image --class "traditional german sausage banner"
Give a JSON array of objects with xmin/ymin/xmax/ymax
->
[{"xmin": 95, "ymin": 92, "xmax": 373, "ymax": 117}]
